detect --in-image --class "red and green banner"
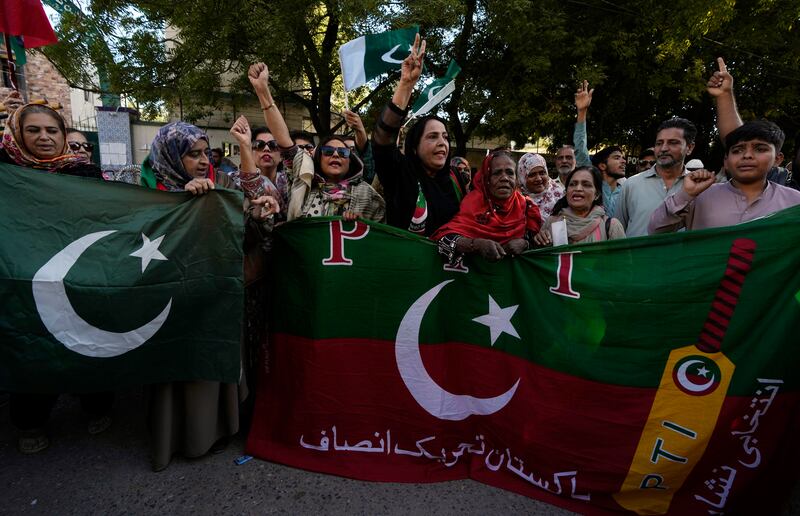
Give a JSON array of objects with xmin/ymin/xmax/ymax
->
[
  {"xmin": 0, "ymin": 163, "xmax": 244, "ymax": 392},
  {"xmin": 248, "ymin": 210, "xmax": 800, "ymax": 514}
]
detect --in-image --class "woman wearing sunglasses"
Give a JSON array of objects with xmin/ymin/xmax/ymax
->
[
  {"xmin": 66, "ymin": 128, "xmax": 95, "ymax": 162},
  {"xmin": 371, "ymin": 34, "xmax": 468, "ymax": 236},
  {"xmin": 247, "ymin": 62, "xmax": 385, "ymax": 222}
]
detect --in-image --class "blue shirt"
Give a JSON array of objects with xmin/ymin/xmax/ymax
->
[{"xmin": 602, "ymin": 181, "xmax": 622, "ymax": 218}]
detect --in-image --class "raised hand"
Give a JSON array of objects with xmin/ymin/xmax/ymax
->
[
  {"xmin": 249, "ymin": 195, "xmax": 280, "ymax": 220},
  {"xmin": 399, "ymin": 33, "xmax": 426, "ymax": 87},
  {"xmin": 343, "ymin": 109, "xmax": 365, "ymax": 134},
  {"xmin": 575, "ymin": 80, "xmax": 594, "ymax": 112},
  {"xmin": 248, "ymin": 62, "xmax": 270, "ymax": 96},
  {"xmin": 707, "ymin": 57, "xmax": 733, "ymax": 97},
  {"xmin": 229, "ymin": 115, "xmax": 252, "ymax": 147},
  {"xmin": 683, "ymin": 169, "xmax": 716, "ymax": 197}
]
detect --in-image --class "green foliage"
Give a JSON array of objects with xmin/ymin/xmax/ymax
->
[{"xmin": 42, "ymin": 0, "xmax": 800, "ymax": 163}]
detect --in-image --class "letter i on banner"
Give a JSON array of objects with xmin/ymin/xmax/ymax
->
[
  {"xmin": 323, "ymin": 220, "xmax": 370, "ymax": 266},
  {"xmin": 613, "ymin": 239, "xmax": 755, "ymax": 514},
  {"xmin": 550, "ymin": 252, "xmax": 580, "ymax": 299}
]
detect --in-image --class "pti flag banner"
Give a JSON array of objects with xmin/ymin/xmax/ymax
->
[
  {"xmin": 410, "ymin": 60, "xmax": 461, "ymax": 118},
  {"xmin": 0, "ymin": 163, "xmax": 244, "ymax": 393},
  {"xmin": 247, "ymin": 211, "xmax": 800, "ymax": 514},
  {"xmin": 339, "ymin": 26, "xmax": 419, "ymax": 91}
]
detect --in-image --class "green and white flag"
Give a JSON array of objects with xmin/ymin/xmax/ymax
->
[
  {"xmin": 338, "ymin": 26, "xmax": 419, "ymax": 91},
  {"xmin": 0, "ymin": 163, "xmax": 244, "ymax": 392},
  {"xmin": 410, "ymin": 60, "xmax": 461, "ymax": 117}
]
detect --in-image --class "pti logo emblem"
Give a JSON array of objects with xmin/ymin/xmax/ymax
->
[{"xmin": 672, "ymin": 355, "xmax": 722, "ymax": 396}]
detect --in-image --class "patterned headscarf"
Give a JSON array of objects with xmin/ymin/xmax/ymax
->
[
  {"xmin": 149, "ymin": 121, "xmax": 209, "ymax": 191},
  {"xmin": 450, "ymin": 156, "xmax": 471, "ymax": 185},
  {"xmin": 516, "ymin": 153, "xmax": 547, "ymax": 188},
  {"xmin": 0, "ymin": 103, "xmax": 87, "ymax": 171}
]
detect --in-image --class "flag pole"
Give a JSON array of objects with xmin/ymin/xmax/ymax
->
[
  {"xmin": 3, "ymin": 34, "xmax": 19, "ymax": 91},
  {"xmin": 338, "ymin": 50, "xmax": 351, "ymax": 111}
]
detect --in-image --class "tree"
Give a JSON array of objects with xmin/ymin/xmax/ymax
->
[
  {"xmin": 43, "ymin": 0, "xmax": 800, "ymax": 163},
  {"xmin": 45, "ymin": 0, "xmax": 384, "ymax": 133}
]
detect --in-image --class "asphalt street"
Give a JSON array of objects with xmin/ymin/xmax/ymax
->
[
  {"xmin": 1, "ymin": 389, "xmax": 798, "ymax": 515},
  {"xmin": 0, "ymin": 389, "xmax": 573, "ymax": 515}
]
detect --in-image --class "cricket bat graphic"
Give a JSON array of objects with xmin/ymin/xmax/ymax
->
[{"xmin": 614, "ymin": 238, "xmax": 756, "ymax": 514}]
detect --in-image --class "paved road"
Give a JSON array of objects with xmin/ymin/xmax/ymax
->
[
  {"xmin": 2, "ymin": 390, "xmax": 798, "ymax": 515},
  {"xmin": 0, "ymin": 389, "xmax": 573, "ymax": 515}
]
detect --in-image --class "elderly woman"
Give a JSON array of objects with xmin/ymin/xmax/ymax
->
[
  {"xmin": 0, "ymin": 95, "xmax": 111, "ymax": 454},
  {"xmin": 371, "ymin": 35, "xmax": 468, "ymax": 235},
  {"xmin": 247, "ymin": 62, "xmax": 385, "ymax": 222},
  {"xmin": 534, "ymin": 165, "xmax": 625, "ymax": 246},
  {"xmin": 517, "ymin": 153, "xmax": 564, "ymax": 220},
  {"xmin": 432, "ymin": 151, "xmax": 541, "ymax": 265},
  {"xmin": 141, "ymin": 119, "xmax": 276, "ymax": 471}
]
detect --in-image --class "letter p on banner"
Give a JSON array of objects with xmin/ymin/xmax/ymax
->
[{"xmin": 323, "ymin": 220, "xmax": 370, "ymax": 266}]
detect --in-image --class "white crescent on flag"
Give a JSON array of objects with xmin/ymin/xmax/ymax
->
[
  {"xmin": 394, "ymin": 280, "xmax": 520, "ymax": 421},
  {"xmin": 32, "ymin": 230, "xmax": 172, "ymax": 358}
]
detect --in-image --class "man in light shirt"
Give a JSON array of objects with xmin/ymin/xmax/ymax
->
[
  {"xmin": 648, "ymin": 121, "xmax": 800, "ymax": 233},
  {"xmin": 615, "ymin": 117, "xmax": 697, "ymax": 237}
]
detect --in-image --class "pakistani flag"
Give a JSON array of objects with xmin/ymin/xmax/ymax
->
[
  {"xmin": 247, "ymin": 212, "xmax": 800, "ymax": 515},
  {"xmin": 0, "ymin": 163, "xmax": 244, "ymax": 392},
  {"xmin": 338, "ymin": 26, "xmax": 419, "ymax": 91},
  {"xmin": 410, "ymin": 60, "xmax": 461, "ymax": 117}
]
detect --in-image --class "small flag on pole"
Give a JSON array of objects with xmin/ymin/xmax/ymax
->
[
  {"xmin": 338, "ymin": 26, "xmax": 419, "ymax": 91},
  {"xmin": 410, "ymin": 60, "xmax": 461, "ymax": 118}
]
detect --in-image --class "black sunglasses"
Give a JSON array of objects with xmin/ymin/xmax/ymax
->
[
  {"xmin": 69, "ymin": 142, "xmax": 94, "ymax": 152},
  {"xmin": 320, "ymin": 146, "xmax": 351, "ymax": 159},
  {"xmin": 297, "ymin": 143, "xmax": 315, "ymax": 151},
  {"xmin": 639, "ymin": 159, "xmax": 656, "ymax": 167},
  {"xmin": 252, "ymin": 139, "xmax": 279, "ymax": 152}
]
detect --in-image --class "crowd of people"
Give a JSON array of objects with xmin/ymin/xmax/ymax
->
[{"xmin": 2, "ymin": 36, "xmax": 799, "ymax": 470}]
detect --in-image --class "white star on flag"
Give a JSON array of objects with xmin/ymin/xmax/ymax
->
[
  {"xmin": 130, "ymin": 233, "xmax": 168, "ymax": 273},
  {"xmin": 472, "ymin": 295, "xmax": 520, "ymax": 346},
  {"xmin": 696, "ymin": 366, "xmax": 710, "ymax": 378}
]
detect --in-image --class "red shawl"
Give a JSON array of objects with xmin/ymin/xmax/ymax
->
[{"xmin": 431, "ymin": 154, "xmax": 541, "ymax": 244}]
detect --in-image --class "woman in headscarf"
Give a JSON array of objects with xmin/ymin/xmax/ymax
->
[
  {"xmin": 0, "ymin": 94, "xmax": 110, "ymax": 454},
  {"xmin": 142, "ymin": 118, "xmax": 277, "ymax": 471},
  {"xmin": 534, "ymin": 165, "xmax": 625, "ymax": 246},
  {"xmin": 451, "ymin": 156, "xmax": 471, "ymax": 190},
  {"xmin": 247, "ymin": 62, "xmax": 385, "ymax": 222},
  {"xmin": 517, "ymin": 152, "xmax": 563, "ymax": 220},
  {"xmin": 371, "ymin": 35, "xmax": 467, "ymax": 236},
  {"xmin": 432, "ymin": 151, "xmax": 541, "ymax": 266},
  {"xmin": 0, "ymin": 93, "xmax": 100, "ymax": 178}
]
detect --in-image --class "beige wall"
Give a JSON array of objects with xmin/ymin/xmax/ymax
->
[
  {"xmin": 69, "ymin": 87, "xmax": 102, "ymax": 127},
  {"xmin": 171, "ymin": 99, "xmax": 307, "ymax": 137}
]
